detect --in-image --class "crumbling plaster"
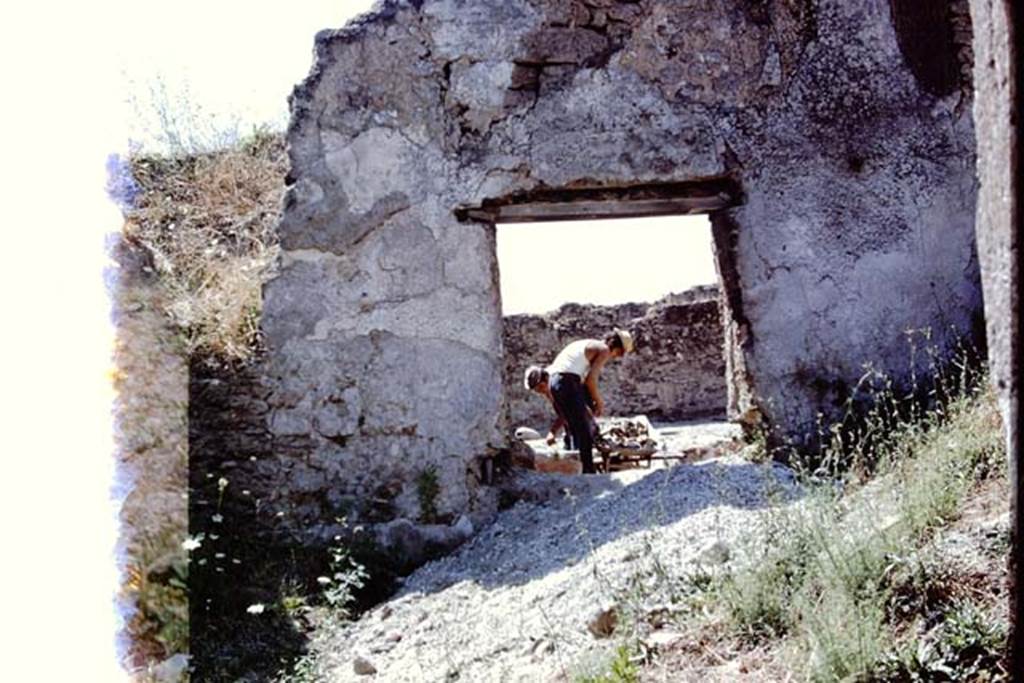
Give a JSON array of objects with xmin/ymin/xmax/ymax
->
[{"xmin": 262, "ymin": 0, "xmax": 982, "ymax": 527}]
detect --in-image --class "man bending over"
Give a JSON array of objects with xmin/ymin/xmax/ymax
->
[{"xmin": 524, "ymin": 328, "xmax": 634, "ymax": 474}]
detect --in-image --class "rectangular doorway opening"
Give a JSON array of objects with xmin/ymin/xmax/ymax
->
[
  {"xmin": 492, "ymin": 209, "xmax": 736, "ymax": 470},
  {"xmin": 457, "ymin": 177, "xmax": 744, "ymax": 471}
]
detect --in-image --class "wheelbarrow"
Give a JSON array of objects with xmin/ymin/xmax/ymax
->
[{"xmin": 593, "ymin": 415, "xmax": 661, "ymax": 472}]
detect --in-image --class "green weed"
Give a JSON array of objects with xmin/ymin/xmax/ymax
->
[
  {"xmin": 705, "ymin": 378, "xmax": 1004, "ymax": 680},
  {"xmin": 321, "ymin": 534, "xmax": 369, "ymax": 615},
  {"xmin": 872, "ymin": 602, "xmax": 1008, "ymax": 681},
  {"xmin": 576, "ymin": 644, "xmax": 640, "ymax": 683},
  {"xmin": 416, "ymin": 466, "xmax": 442, "ymax": 523}
]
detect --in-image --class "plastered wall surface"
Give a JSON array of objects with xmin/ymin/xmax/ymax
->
[
  {"xmin": 968, "ymin": 0, "xmax": 1020, "ymax": 667},
  {"xmin": 261, "ymin": 0, "xmax": 982, "ymax": 529}
]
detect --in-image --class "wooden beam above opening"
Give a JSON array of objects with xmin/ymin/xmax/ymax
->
[{"xmin": 455, "ymin": 177, "xmax": 742, "ymax": 224}]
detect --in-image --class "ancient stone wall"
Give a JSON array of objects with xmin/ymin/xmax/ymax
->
[
  {"xmin": 261, "ymin": 0, "xmax": 982, "ymax": 532},
  {"xmin": 504, "ymin": 287, "xmax": 725, "ymax": 433},
  {"xmin": 968, "ymin": 0, "xmax": 1020, "ymax": 664}
]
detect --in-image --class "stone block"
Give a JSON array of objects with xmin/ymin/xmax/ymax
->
[{"xmin": 520, "ymin": 27, "xmax": 609, "ymax": 65}]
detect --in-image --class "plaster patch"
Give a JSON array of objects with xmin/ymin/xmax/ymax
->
[{"xmin": 323, "ymin": 127, "xmax": 418, "ymax": 214}]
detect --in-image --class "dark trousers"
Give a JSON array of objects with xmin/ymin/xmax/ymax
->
[
  {"xmin": 563, "ymin": 391, "xmax": 596, "ymax": 449},
  {"xmin": 549, "ymin": 372, "xmax": 597, "ymax": 474}
]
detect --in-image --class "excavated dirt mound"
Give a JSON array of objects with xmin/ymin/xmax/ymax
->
[{"xmin": 301, "ymin": 446, "xmax": 800, "ymax": 681}]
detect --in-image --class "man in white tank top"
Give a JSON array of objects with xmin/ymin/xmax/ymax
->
[{"xmin": 524, "ymin": 328, "xmax": 634, "ymax": 474}]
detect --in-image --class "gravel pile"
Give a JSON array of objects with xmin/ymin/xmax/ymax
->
[{"xmin": 312, "ymin": 446, "xmax": 801, "ymax": 681}]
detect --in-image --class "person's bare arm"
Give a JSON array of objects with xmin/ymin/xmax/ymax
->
[
  {"xmin": 546, "ymin": 415, "xmax": 565, "ymax": 445},
  {"xmin": 584, "ymin": 342, "xmax": 612, "ymax": 417}
]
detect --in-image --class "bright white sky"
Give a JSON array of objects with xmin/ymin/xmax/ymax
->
[
  {"xmin": 498, "ymin": 216, "xmax": 717, "ymax": 314},
  {"xmin": 116, "ymin": 0, "xmax": 379, "ymax": 150},
  {"xmin": 2, "ymin": 2, "xmax": 713, "ymax": 677}
]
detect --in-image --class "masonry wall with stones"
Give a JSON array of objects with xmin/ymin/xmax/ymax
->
[
  {"xmin": 967, "ymin": 0, "xmax": 1020, "ymax": 662},
  {"xmin": 504, "ymin": 286, "xmax": 725, "ymax": 433},
  {"xmin": 260, "ymin": 0, "xmax": 983, "ymax": 535}
]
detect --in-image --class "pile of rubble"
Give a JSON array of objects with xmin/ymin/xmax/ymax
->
[{"xmin": 307, "ymin": 451, "xmax": 802, "ymax": 682}]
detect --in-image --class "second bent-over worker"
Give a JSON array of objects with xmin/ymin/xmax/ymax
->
[{"xmin": 524, "ymin": 328, "xmax": 634, "ymax": 474}]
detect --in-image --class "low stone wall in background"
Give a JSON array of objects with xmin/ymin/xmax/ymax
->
[{"xmin": 503, "ymin": 285, "xmax": 727, "ymax": 435}]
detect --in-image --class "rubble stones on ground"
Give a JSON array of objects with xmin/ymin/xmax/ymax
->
[
  {"xmin": 596, "ymin": 415, "xmax": 660, "ymax": 456},
  {"xmin": 375, "ymin": 517, "xmax": 478, "ymax": 571},
  {"xmin": 697, "ymin": 539, "xmax": 732, "ymax": 566},
  {"xmin": 644, "ymin": 630, "xmax": 686, "ymax": 652},
  {"xmin": 306, "ymin": 452, "xmax": 801, "ymax": 681},
  {"xmin": 352, "ymin": 655, "xmax": 377, "ymax": 676},
  {"xmin": 587, "ymin": 604, "xmax": 619, "ymax": 638}
]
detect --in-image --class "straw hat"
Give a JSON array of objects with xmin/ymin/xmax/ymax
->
[{"xmin": 614, "ymin": 328, "xmax": 635, "ymax": 353}]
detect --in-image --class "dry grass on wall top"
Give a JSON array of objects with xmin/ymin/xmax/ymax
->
[{"xmin": 123, "ymin": 129, "xmax": 287, "ymax": 362}]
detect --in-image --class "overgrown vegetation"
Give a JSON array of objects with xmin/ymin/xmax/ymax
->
[
  {"xmin": 112, "ymin": 259, "xmax": 191, "ymax": 680},
  {"xmin": 117, "ymin": 121, "xmax": 360, "ymax": 681},
  {"xmin": 187, "ymin": 473, "xmax": 390, "ymax": 682},
  {"xmin": 611, "ymin": 367, "xmax": 1009, "ymax": 681},
  {"xmin": 125, "ymin": 74, "xmax": 269, "ymax": 158},
  {"xmin": 321, "ymin": 529, "xmax": 371, "ymax": 615},
  {"xmin": 781, "ymin": 329, "xmax": 985, "ymax": 479},
  {"xmin": 124, "ymin": 524, "xmax": 190, "ymax": 664},
  {"xmin": 123, "ymin": 127, "xmax": 287, "ymax": 362}
]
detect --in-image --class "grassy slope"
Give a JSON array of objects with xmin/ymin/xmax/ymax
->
[
  {"xmin": 124, "ymin": 130, "xmax": 286, "ymax": 363},
  {"xmin": 628, "ymin": 385, "xmax": 1009, "ymax": 682}
]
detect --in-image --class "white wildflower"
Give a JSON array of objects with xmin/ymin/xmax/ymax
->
[
  {"xmin": 316, "ymin": 576, "xmax": 331, "ymax": 585},
  {"xmin": 218, "ymin": 477, "xmax": 229, "ymax": 491},
  {"xmin": 212, "ymin": 514, "xmax": 223, "ymax": 523},
  {"xmin": 246, "ymin": 603, "xmax": 266, "ymax": 615},
  {"xmin": 181, "ymin": 535, "xmax": 203, "ymax": 551}
]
